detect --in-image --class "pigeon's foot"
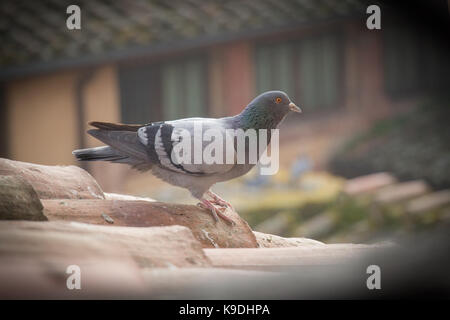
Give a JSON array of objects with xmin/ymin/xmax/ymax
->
[
  {"xmin": 197, "ymin": 199, "xmax": 235, "ymax": 226},
  {"xmin": 206, "ymin": 191, "xmax": 235, "ymax": 212}
]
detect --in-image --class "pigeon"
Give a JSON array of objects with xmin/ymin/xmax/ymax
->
[{"xmin": 73, "ymin": 91, "xmax": 301, "ymax": 225}]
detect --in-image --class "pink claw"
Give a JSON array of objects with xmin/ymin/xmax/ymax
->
[
  {"xmin": 198, "ymin": 198, "xmax": 235, "ymax": 226},
  {"xmin": 207, "ymin": 191, "xmax": 235, "ymax": 212}
]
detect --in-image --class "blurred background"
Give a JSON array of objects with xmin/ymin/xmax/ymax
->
[{"xmin": 0, "ymin": 0, "xmax": 449, "ymax": 243}]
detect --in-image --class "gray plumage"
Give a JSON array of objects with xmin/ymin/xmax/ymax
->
[{"xmin": 73, "ymin": 91, "xmax": 301, "ymax": 204}]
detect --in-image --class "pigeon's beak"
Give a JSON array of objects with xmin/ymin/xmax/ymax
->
[{"xmin": 289, "ymin": 102, "xmax": 302, "ymax": 113}]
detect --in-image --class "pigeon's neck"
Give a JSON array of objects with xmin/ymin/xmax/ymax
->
[{"xmin": 235, "ymin": 104, "xmax": 288, "ymax": 130}]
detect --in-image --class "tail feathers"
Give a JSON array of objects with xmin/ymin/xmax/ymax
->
[
  {"xmin": 87, "ymin": 129, "xmax": 148, "ymax": 161},
  {"xmin": 73, "ymin": 146, "xmax": 151, "ymax": 171},
  {"xmin": 89, "ymin": 121, "xmax": 142, "ymax": 132},
  {"xmin": 73, "ymin": 127, "xmax": 152, "ymax": 172},
  {"xmin": 73, "ymin": 146, "xmax": 126, "ymax": 162},
  {"xmin": 73, "ymin": 121, "xmax": 152, "ymax": 170}
]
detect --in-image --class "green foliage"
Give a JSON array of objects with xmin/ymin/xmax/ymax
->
[
  {"xmin": 329, "ymin": 195, "xmax": 368, "ymax": 231},
  {"xmin": 239, "ymin": 201, "xmax": 329, "ymax": 230},
  {"xmin": 242, "ymin": 188, "xmax": 448, "ymax": 243}
]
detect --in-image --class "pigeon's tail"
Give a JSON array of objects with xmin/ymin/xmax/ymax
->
[
  {"xmin": 73, "ymin": 123, "xmax": 152, "ymax": 171},
  {"xmin": 73, "ymin": 146, "xmax": 123, "ymax": 162}
]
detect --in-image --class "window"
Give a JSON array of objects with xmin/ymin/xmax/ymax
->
[
  {"xmin": 255, "ymin": 33, "xmax": 342, "ymax": 110},
  {"xmin": 162, "ymin": 56, "xmax": 207, "ymax": 120},
  {"xmin": 383, "ymin": 23, "xmax": 450, "ymax": 97},
  {"xmin": 118, "ymin": 55, "xmax": 208, "ymax": 123},
  {"xmin": 119, "ymin": 63, "xmax": 161, "ymax": 124}
]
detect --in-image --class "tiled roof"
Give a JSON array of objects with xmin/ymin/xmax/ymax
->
[{"xmin": 0, "ymin": 0, "xmax": 365, "ymax": 77}]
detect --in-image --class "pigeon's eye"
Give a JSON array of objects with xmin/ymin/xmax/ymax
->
[{"xmin": 275, "ymin": 97, "xmax": 282, "ymax": 104}]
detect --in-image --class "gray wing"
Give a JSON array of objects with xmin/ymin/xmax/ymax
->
[{"xmin": 138, "ymin": 118, "xmax": 236, "ymax": 176}]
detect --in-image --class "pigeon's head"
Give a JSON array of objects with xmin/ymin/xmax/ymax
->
[
  {"xmin": 240, "ymin": 91, "xmax": 301, "ymax": 129},
  {"xmin": 251, "ymin": 91, "xmax": 301, "ymax": 114}
]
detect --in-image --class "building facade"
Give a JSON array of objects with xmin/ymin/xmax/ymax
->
[{"xmin": 1, "ymin": 1, "xmax": 448, "ymax": 192}]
